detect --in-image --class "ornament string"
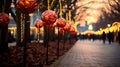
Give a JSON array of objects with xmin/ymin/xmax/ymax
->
[
  {"xmin": 59, "ymin": 0, "xmax": 62, "ymax": 18},
  {"xmin": 51, "ymin": 0, "xmax": 55, "ymax": 8},
  {"xmin": 47, "ymin": 0, "xmax": 50, "ymax": 10},
  {"xmin": 69, "ymin": 10, "xmax": 71, "ymax": 22}
]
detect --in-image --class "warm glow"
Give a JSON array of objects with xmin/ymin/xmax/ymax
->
[
  {"xmin": 100, "ymin": 28, "xmax": 102, "ymax": 31},
  {"xmin": 29, "ymin": 13, "xmax": 33, "ymax": 16},
  {"xmin": 107, "ymin": 24, "xmax": 111, "ymax": 27},
  {"xmin": 80, "ymin": 30, "xmax": 95, "ymax": 35},
  {"xmin": 88, "ymin": 24, "xmax": 93, "ymax": 30},
  {"xmin": 11, "ymin": 3, "xmax": 15, "ymax": 8},
  {"xmin": 75, "ymin": 0, "xmax": 115, "ymax": 25}
]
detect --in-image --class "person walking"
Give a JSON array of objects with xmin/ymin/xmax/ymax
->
[
  {"xmin": 101, "ymin": 31, "xmax": 106, "ymax": 44},
  {"xmin": 118, "ymin": 30, "xmax": 120, "ymax": 44},
  {"xmin": 111, "ymin": 31, "xmax": 114, "ymax": 43},
  {"xmin": 107, "ymin": 31, "xmax": 113, "ymax": 44}
]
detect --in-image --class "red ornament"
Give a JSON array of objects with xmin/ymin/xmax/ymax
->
[
  {"xmin": 63, "ymin": 23, "xmax": 70, "ymax": 31},
  {"xmin": 34, "ymin": 20, "xmax": 43, "ymax": 28},
  {"xmin": 16, "ymin": 0, "xmax": 38, "ymax": 14},
  {"xmin": 0, "ymin": 12, "xmax": 9, "ymax": 27},
  {"xmin": 56, "ymin": 18, "xmax": 66, "ymax": 27},
  {"xmin": 69, "ymin": 26, "xmax": 75, "ymax": 33},
  {"xmin": 59, "ymin": 28, "xmax": 64, "ymax": 34},
  {"xmin": 41, "ymin": 10, "xmax": 58, "ymax": 25}
]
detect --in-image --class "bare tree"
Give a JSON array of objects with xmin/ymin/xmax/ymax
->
[{"xmin": 108, "ymin": 0, "xmax": 120, "ymax": 21}]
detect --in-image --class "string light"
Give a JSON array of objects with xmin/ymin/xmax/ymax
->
[
  {"xmin": 59, "ymin": 0, "xmax": 62, "ymax": 17},
  {"xmin": 21, "ymin": 14, "xmax": 24, "ymax": 42},
  {"xmin": 69, "ymin": 10, "xmax": 71, "ymax": 22},
  {"xmin": 66, "ymin": 13, "xmax": 68, "ymax": 22},
  {"xmin": 47, "ymin": 0, "xmax": 50, "ymax": 10}
]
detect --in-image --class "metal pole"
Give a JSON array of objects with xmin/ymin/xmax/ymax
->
[
  {"xmin": 57, "ymin": 27, "xmax": 60, "ymax": 57},
  {"xmin": 46, "ymin": 27, "xmax": 49, "ymax": 65},
  {"xmin": 23, "ymin": 14, "xmax": 27, "ymax": 67},
  {"xmin": 38, "ymin": 28, "xmax": 40, "ymax": 42},
  {"xmin": 63, "ymin": 31, "xmax": 66, "ymax": 51}
]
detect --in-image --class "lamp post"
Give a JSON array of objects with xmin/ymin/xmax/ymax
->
[
  {"xmin": 55, "ymin": 0, "xmax": 67, "ymax": 57},
  {"xmin": 0, "ymin": 12, "xmax": 10, "ymax": 52},
  {"xmin": 69, "ymin": 26, "xmax": 75, "ymax": 45},
  {"xmin": 34, "ymin": 19, "xmax": 43, "ymax": 42},
  {"xmin": 63, "ymin": 23, "xmax": 70, "ymax": 50},
  {"xmin": 59, "ymin": 28, "xmax": 65, "ymax": 50},
  {"xmin": 41, "ymin": 10, "xmax": 58, "ymax": 65},
  {"xmin": 16, "ymin": 0, "xmax": 38, "ymax": 67},
  {"xmin": 56, "ymin": 18, "xmax": 66, "ymax": 57}
]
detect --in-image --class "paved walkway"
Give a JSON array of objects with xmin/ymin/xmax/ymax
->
[
  {"xmin": 50, "ymin": 40, "xmax": 120, "ymax": 67},
  {"xmin": 8, "ymin": 42, "xmax": 16, "ymax": 47}
]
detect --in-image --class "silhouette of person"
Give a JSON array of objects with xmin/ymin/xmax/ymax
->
[
  {"xmin": 111, "ymin": 31, "xmax": 114, "ymax": 42},
  {"xmin": 118, "ymin": 30, "xmax": 120, "ymax": 44},
  {"xmin": 101, "ymin": 31, "xmax": 106, "ymax": 44},
  {"xmin": 107, "ymin": 31, "xmax": 113, "ymax": 44}
]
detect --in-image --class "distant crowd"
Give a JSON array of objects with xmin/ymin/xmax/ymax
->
[
  {"xmin": 101, "ymin": 30, "xmax": 120, "ymax": 44},
  {"xmin": 78, "ymin": 30, "xmax": 120, "ymax": 45},
  {"xmin": 8, "ymin": 29, "xmax": 120, "ymax": 45}
]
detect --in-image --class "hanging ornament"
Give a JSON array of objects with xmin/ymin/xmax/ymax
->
[
  {"xmin": 34, "ymin": 19, "xmax": 43, "ymax": 28},
  {"xmin": 69, "ymin": 26, "xmax": 76, "ymax": 35},
  {"xmin": 41, "ymin": 10, "xmax": 58, "ymax": 26},
  {"xmin": 59, "ymin": 28, "xmax": 64, "ymax": 34},
  {"xmin": 16, "ymin": 0, "xmax": 38, "ymax": 14},
  {"xmin": 0, "ymin": 12, "xmax": 10, "ymax": 27},
  {"xmin": 63, "ymin": 23, "xmax": 71, "ymax": 31},
  {"xmin": 56, "ymin": 18, "xmax": 66, "ymax": 28}
]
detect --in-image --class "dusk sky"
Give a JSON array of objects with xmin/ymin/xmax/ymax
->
[{"xmin": 74, "ymin": 0, "xmax": 114, "ymax": 26}]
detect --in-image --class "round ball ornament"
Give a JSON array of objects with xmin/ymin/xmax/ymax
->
[
  {"xmin": 16, "ymin": 0, "xmax": 38, "ymax": 14},
  {"xmin": 0, "ymin": 12, "xmax": 10, "ymax": 27},
  {"xmin": 41, "ymin": 10, "xmax": 58, "ymax": 25},
  {"xmin": 63, "ymin": 23, "xmax": 70, "ymax": 31},
  {"xmin": 56, "ymin": 18, "xmax": 66, "ymax": 27},
  {"xmin": 69, "ymin": 26, "xmax": 75, "ymax": 33},
  {"xmin": 34, "ymin": 20, "xmax": 43, "ymax": 28},
  {"xmin": 59, "ymin": 28, "xmax": 64, "ymax": 34}
]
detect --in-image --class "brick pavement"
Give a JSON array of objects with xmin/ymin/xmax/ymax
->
[{"xmin": 50, "ymin": 40, "xmax": 120, "ymax": 67}]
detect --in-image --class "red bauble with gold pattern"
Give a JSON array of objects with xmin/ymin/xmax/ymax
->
[
  {"xmin": 63, "ymin": 23, "xmax": 70, "ymax": 31},
  {"xmin": 0, "ymin": 12, "xmax": 9, "ymax": 27},
  {"xmin": 41, "ymin": 10, "xmax": 58, "ymax": 25},
  {"xmin": 69, "ymin": 26, "xmax": 75, "ymax": 33},
  {"xmin": 56, "ymin": 18, "xmax": 66, "ymax": 27},
  {"xmin": 59, "ymin": 28, "xmax": 64, "ymax": 34},
  {"xmin": 16, "ymin": 0, "xmax": 38, "ymax": 14},
  {"xmin": 34, "ymin": 19, "xmax": 43, "ymax": 28}
]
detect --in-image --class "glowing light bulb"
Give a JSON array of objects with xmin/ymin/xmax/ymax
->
[{"xmin": 88, "ymin": 24, "xmax": 93, "ymax": 30}]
